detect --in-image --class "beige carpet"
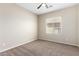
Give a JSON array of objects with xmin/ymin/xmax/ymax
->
[{"xmin": 0, "ymin": 39, "xmax": 79, "ymax": 56}]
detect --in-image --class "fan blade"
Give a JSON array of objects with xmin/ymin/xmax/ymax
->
[{"xmin": 37, "ymin": 3, "xmax": 43, "ymax": 9}]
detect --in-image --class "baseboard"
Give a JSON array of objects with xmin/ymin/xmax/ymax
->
[
  {"xmin": 38, "ymin": 39, "xmax": 78, "ymax": 47},
  {"xmin": 0, "ymin": 39, "xmax": 37, "ymax": 53}
]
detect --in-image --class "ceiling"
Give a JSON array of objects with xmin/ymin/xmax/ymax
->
[{"xmin": 17, "ymin": 3, "xmax": 77, "ymax": 15}]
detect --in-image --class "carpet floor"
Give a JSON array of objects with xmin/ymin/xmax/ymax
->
[{"xmin": 0, "ymin": 39, "xmax": 79, "ymax": 56}]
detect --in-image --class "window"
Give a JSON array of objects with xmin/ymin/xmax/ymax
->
[{"xmin": 46, "ymin": 16, "xmax": 62, "ymax": 34}]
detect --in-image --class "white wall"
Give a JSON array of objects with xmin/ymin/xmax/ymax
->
[
  {"xmin": 0, "ymin": 4, "xmax": 37, "ymax": 52},
  {"xmin": 38, "ymin": 5, "xmax": 78, "ymax": 46},
  {"xmin": 77, "ymin": 5, "xmax": 79, "ymax": 46}
]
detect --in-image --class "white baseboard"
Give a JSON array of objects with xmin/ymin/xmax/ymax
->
[
  {"xmin": 0, "ymin": 39, "xmax": 37, "ymax": 53},
  {"xmin": 39, "ymin": 39, "xmax": 78, "ymax": 47}
]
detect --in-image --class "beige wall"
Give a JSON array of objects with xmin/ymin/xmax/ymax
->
[
  {"xmin": 77, "ymin": 5, "xmax": 79, "ymax": 46},
  {"xmin": 0, "ymin": 4, "xmax": 37, "ymax": 52},
  {"xmin": 38, "ymin": 5, "xmax": 78, "ymax": 46}
]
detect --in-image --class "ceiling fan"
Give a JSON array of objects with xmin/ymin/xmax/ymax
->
[{"xmin": 37, "ymin": 3, "xmax": 53, "ymax": 9}]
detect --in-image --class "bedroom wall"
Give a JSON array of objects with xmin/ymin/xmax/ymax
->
[
  {"xmin": 38, "ymin": 5, "xmax": 78, "ymax": 46},
  {"xmin": 0, "ymin": 4, "xmax": 37, "ymax": 52},
  {"xmin": 77, "ymin": 4, "xmax": 79, "ymax": 46}
]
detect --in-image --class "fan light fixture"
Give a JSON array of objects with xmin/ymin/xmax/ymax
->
[
  {"xmin": 37, "ymin": 3, "xmax": 53, "ymax": 9},
  {"xmin": 42, "ymin": 3, "xmax": 46, "ymax": 7}
]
